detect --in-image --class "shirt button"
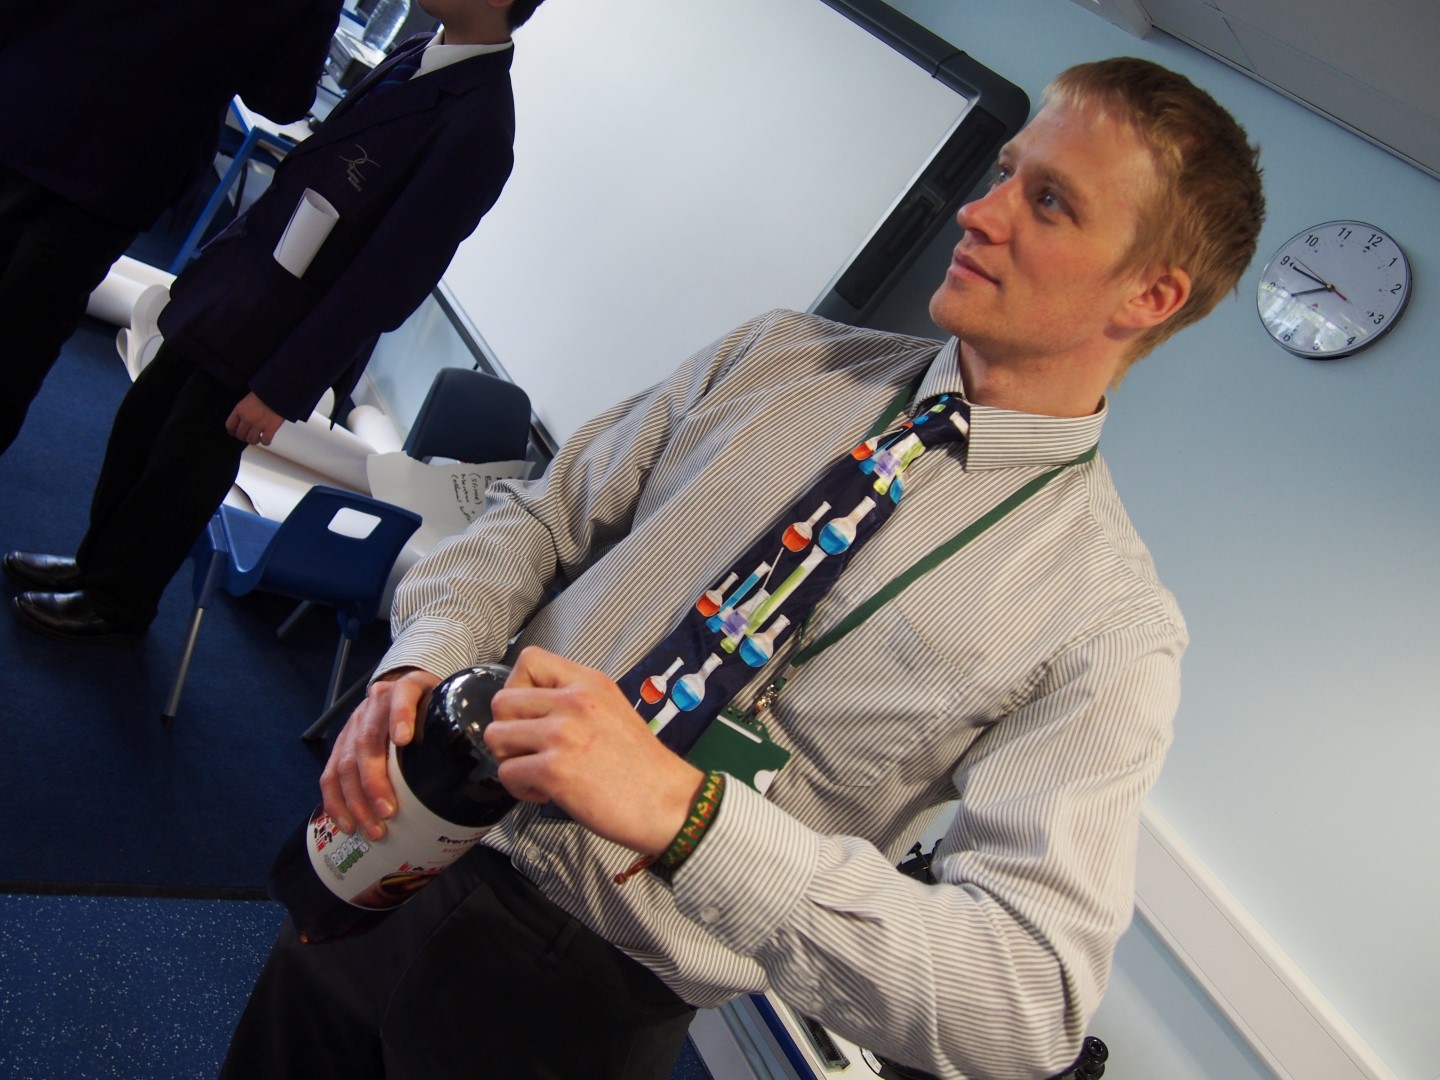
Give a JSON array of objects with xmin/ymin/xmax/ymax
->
[{"xmin": 699, "ymin": 904, "xmax": 721, "ymax": 924}]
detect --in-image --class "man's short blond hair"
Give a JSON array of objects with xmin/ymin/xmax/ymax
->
[{"xmin": 1044, "ymin": 58, "xmax": 1265, "ymax": 370}]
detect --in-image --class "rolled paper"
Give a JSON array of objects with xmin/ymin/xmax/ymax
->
[
  {"xmin": 346, "ymin": 404, "xmax": 405, "ymax": 453},
  {"xmin": 273, "ymin": 188, "xmax": 340, "ymax": 278},
  {"xmin": 86, "ymin": 256, "xmax": 176, "ymax": 326},
  {"xmin": 264, "ymin": 412, "xmax": 377, "ymax": 494}
]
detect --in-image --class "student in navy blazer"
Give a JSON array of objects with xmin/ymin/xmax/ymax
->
[
  {"xmin": 6, "ymin": 0, "xmax": 546, "ymax": 639},
  {"xmin": 0, "ymin": 0, "xmax": 343, "ymax": 455}
]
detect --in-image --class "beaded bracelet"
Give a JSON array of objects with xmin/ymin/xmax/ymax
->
[{"xmin": 613, "ymin": 771, "xmax": 727, "ymax": 886}]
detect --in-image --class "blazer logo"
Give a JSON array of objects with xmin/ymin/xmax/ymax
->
[{"xmin": 341, "ymin": 144, "xmax": 380, "ymax": 192}]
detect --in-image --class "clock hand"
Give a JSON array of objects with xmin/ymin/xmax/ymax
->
[
  {"xmin": 1290, "ymin": 257, "xmax": 1350, "ymax": 302},
  {"xmin": 1287, "ymin": 259, "xmax": 1329, "ymax": 288},
  {"xmin": 1289, "ymin": 287, "xmax": 1330, "ymax": 297}
]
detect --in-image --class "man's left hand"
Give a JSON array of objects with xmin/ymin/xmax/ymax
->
[{"xmin": 488, "ymin": 646, "xmax": 706, "ymax": 856}]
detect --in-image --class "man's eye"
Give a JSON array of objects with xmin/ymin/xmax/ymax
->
[
  {"xmin": 990, "ymin": 164, "xmax": 1013, "ymax": 187},
  {"xmin": 1038, "ymin": 190, "xmax": 1063, "ymax": 211}
]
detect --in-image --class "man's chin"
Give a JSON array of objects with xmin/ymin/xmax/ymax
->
[{"xmin": 928, "ymin": 287, "xmax": 972, "ymax": 339}]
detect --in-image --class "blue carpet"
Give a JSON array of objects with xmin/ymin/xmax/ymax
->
[{"xmin": 0, "ymin": 893, "xmax": 281, "ymax": 1079}]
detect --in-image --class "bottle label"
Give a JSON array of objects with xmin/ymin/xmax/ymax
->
[{"xmin": 303, "ymin": 743, "xmax": 492, "ymax": 911}]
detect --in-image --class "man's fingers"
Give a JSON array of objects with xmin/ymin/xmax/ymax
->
[
  {"xmin": 345, "ymin": 740, "xmax": 395, "ymax": 839},
  {"xmin": 317, "ymin": 669, "xmax": 439, "ymax": 840},
  {"xmin": 505, "ymin": 644, "xmax": 585, "ymax": 689},
  {"xmin": 386, "ymin": 674, "xmax": 436, "ymax": 745},
  {"xmin": 484, "ymin": 707, "xmax": 561, "ymax": 759}
]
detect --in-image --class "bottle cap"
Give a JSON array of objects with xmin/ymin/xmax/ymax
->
[{"xmin": 428, "ymin": 664, "xmax": 512, "ymax": 781}]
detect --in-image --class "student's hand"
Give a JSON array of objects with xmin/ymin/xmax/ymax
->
[
  {"xmin": 487, "ymin": 646, "xmax": 705, "ymax": 857},
  {"xmin": 226, "ymin": 392, "xmax": 285, "ymax": 447},
  {"xmin": 320, "ymin": 667, "xmax": 442, "ymax": 840}
]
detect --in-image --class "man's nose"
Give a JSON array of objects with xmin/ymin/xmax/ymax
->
[{"xmin": 956, "ymin": 181, "xmax": 1010, "ymax": 243}]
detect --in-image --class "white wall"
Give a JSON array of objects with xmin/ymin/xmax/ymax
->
[{"xmin": 878, "ymin": 3, "xmax": 1440, "ymax": 1078}]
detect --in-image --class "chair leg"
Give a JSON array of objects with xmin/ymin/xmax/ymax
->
[
  {"xmin": 301, "ymin": 665, "xmax": 373, "ymax": 744},
  {"xmin": 326, "ymin": 635, "xmax": 353, "ymax": 710},
  {"xmin": 161, "ymin": 605, "xmax": 206, "ymax": 727},
  {"xmin": 277, "ymin": 599, "xmax": 313, "ymax": 639}
]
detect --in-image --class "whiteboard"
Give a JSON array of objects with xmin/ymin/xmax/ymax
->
[{"xmin": 439, "ymin": 0, "xmax": 979, "ymax": 445}]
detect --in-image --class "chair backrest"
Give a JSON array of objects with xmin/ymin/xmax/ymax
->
[
  {"xmin": 402, "ymin": 367, "xmax": 532, "ymax": 464},
  {"xmin": 249, "ymin": 486, "xmax": 422, "ymax": 625}
]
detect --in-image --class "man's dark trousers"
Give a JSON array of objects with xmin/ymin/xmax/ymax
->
[
  {"xmin": 221, "ymin": 846, "xmax": 697, "ymax": 1079},
  {"xmin": 0, "ymin": 163, "xmax": 137, "ymax": 455}
]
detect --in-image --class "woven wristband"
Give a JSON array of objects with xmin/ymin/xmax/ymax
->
[{"xmin": 648, "ymin": 771, "xmax": 726, "ymax": 885}]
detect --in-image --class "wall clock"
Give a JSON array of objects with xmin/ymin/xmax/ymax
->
[{"xmin": 1255, "ymin": 220, "xmax": 1411, "ymax": 359}]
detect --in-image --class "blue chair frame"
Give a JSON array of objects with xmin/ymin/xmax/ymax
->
[
  {"xmin": 162, "ymin": 486, "xmax": 421, "ymax": 733},
  {"xmin": 169, "ymin": 100, "xmax": 299, "ymax": 273}
]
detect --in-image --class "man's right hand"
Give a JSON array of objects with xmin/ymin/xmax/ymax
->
[{"xmin": 319, "ymin": 667, "xmax": 442, "ymax": 840}]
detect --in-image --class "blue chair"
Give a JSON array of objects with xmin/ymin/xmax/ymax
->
[
  {"xmin": 162, "ymin": 486, "xmax": 421, "ymax": 733},
  {"xmin": 294, "ymin": 368, "xmax": 535, "ymax": 738},
  {"xmin": 403, "ymin": 367, "xmax": 532, "ymax": 464}
]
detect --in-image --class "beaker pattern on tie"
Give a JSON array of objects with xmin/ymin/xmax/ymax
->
[{"xmin": 620, "ymin": 393, "xmax": 970, "ymax": 754}]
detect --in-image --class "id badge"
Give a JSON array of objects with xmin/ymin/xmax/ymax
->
[{"xmin": 684, "ymin": 706, "xmax": 791, "ymax": 794}]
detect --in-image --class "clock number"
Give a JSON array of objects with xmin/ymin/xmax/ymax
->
[
  {"xmin": 1305, "ymin": 234, "xmax": 1319, "ymax": 248},
  {"xmin": 1336, "ymin": 226, "xmax": 1352, "ymax": 240},
  {"xmin": 1366, "ymin": 311, "xmax": 1385, "ymax": 325},
  {"xmin": 1347, "ymin": 336, "xmax": 1356, "ymax": 347},
  {"xmin": 1367, "ymin": 233, "xmax": 1384, "ymax": 247},
  {"xmin": 1389, "ymin": 283, "xmax": 1402, "ymax": 294},
  {"xmin": 1279, "ymin": 255, "xmax": 1292, "ymax": 268},
  {"xmin": 1388, "ymin": 257, "xmax": 1398, "ymax": 267},
  {"xmin": 1282, "ymin": 331, "xmax": 1293, "ymax": 342}
]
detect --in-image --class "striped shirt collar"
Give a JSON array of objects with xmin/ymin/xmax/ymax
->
[{"xmin": 914, "ymin": 337, "xmax": 1107, "ymax": 471}]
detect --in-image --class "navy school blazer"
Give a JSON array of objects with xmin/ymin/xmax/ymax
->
[{"xmin": 158, "ymin": 36, "xmax": 517, "ymax": 421}]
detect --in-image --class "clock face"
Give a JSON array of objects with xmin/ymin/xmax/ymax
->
[{"xmin": 1256, "ymin": 220, "xmax": 1411, "ymax": 359}]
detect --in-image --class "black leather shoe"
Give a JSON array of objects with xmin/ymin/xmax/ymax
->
[
  {"xmin": 12, "ymin": 590, "xmax": 146, "ymax": 642},
  {"xmin": 3, "ymin": 551, "xmax": 83, "ymax": 592}
]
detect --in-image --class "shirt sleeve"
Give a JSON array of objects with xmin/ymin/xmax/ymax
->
[
  {"xmin": 668, "ymin": 622, "xmax": 1182, "ymax": 1080},
  {"xmin": 379, "ymin": 313, "xmax": 779, "ymax": 680}
]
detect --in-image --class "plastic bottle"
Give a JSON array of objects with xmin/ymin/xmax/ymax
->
[
  {"xmin": 361, "ymin": 0, "xmax": 411, "ymax": 52},
  {"xmin": 267, "ymin": 664, "xmax": 516, "ymax": 943}
]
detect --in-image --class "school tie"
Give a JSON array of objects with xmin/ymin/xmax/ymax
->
[
  {"xmin": 616, "ymin": 394, "xmax": 970, "ymax": 759},
  {"xmin": 364, "ymin": 47, "xmax": 423, "ymax": 98}
]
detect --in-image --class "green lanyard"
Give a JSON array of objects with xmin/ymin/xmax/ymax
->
[{"xmin": 788, "ymin": 376, "xmax": 1098, "ymax": 669}]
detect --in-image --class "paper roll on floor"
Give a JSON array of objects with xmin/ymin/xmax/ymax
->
[
  {"xmin": 85, "ymin": 257, "xmax": 176, "ymax": 326},
  {"xmin": 116, "ymin": 284, "xmax": 171, "ymax": 379}
]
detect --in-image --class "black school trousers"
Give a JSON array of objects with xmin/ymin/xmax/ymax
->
[
  {"xmin": 75, "ymin": 342, "xmax": 247, "ymax": 626},
  {"xmin": 221, "ymin": 845, "xmax": 697, "ymax": 1080}
]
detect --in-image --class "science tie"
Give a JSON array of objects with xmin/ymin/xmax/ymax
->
[{"xmin": 615, "ymin": 393, "xmax": 970, "ymax": 759}]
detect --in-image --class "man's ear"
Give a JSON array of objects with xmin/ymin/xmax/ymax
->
[{"xmin": 1119, "ymin": 265, "xmax": 1192, "ymax": 330}]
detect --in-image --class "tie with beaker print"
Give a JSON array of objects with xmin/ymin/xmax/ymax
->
[{"xmin": 615, "ymin": 393, "xmax": 970, "ymax": 759}]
